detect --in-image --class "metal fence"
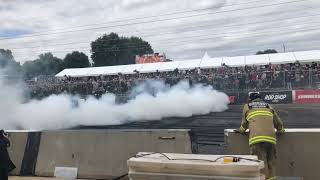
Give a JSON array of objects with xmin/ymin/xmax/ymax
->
[{"xmin": 212, "ymin": 69, "xmax": 320, "ymax": 92}]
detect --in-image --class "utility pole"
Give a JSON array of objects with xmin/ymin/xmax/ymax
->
[{"xmin": 283, "ymin": 43, "xmax": 286, "ymax": 53}]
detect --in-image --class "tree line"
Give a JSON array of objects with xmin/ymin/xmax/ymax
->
[
  {"xmin": 0, "ymin": 31, "xmax": 278, "ymax": 78},
  {"xmin": 0, "ymin": 33, "xmax": 153, "ymax": 78}
]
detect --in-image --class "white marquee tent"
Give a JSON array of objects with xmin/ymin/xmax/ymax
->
[{"xmin": 56, "ymin": 50, "xmax": 320, "ymax": 77}]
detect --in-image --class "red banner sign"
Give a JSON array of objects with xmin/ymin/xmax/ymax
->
[
  {"xmin": 229, "ymin": 96, "xmax": 236, "ymax": 104},
  {"xmin": 135, "ymin": 53, "xmax": 166, "ymax": 64},
  {"xmin": 295, "ymin": 90, "xmax": 320, "ymax": 104}
]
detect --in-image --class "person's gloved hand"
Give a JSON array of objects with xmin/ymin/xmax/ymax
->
[
  {"xmin": 234, "ymin": 129, "xmax": 248, "ymax": 135},
  {"xmin": 276, "ymin": 131, "xmax": 282, "ymax": 135},
  {"xmin": 233, "ymin": 129, "xmax": 240, "ymax": 133},
  {"xmin": 276, "ymin": 129, "xmax": 285, "ymax": 135}
]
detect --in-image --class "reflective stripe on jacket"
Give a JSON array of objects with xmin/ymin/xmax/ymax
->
[{"xmin": 238, "ymin": 99, "xmax": 285, "ymax": 146}]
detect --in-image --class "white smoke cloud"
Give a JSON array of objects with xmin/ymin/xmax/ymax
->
[{"xmin": 0, "ymin": 76, "xmax": 229, "ymax": 130}]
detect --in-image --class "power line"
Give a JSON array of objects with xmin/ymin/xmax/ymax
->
[
  {"xmin": 11, "ymin": 37, "xmax": 320, "ymax": 59},
  {"xmin": 4, "ymin": 0, "xmax": 316, "ymax": 59},
  {"xmin": 3, "ymin": 4, "xmax": 317, "ymax": 49},
  {"xmin": 151, "ymin": 23, "xmax": 320, "ymax": 44},
  {"xmin": 9, "ymin": 21, "xmax": 320, "ymax": 53},
  {"xmin": 12, "ymin": 41, "xmax": 320, "ymax": 60},
  {"xmin": 5, "ymin": 11, "xmax": 320, "ymax": 51},
  {"xmin": 11, "ymin": 25, "xmax": 319, "ymax": 56},
  {"xmin": 3, "ymin": 6, "xmax": 317, "ymax": 46},
  {"xmin": 12, "ymin": 0, "xmax": 273, "ymax": 31},
  {"xmin": 0, "ymin": 0, "xmax": 308, "ymax": 41}
]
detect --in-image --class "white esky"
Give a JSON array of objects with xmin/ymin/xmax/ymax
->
[{"xmin": 0, "ymin": 0, "xmax": 320, "ymax": 63}]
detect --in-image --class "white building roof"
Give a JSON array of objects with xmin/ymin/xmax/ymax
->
[
  {"xmin": 268, "ymin": 52, "xmax": 296, "ymax": 64},
  {"xmin": 120, "ymin": 64, "xmax": 143, "ymax": 74},
  {"xmin": 56, "ymin": 50, "xmax": 320, "ymax": 77},
  {"xmin": 139, "ymin": 62, "xmax": 163, "ymax": 73},
  {"xmin": 222, "ymin": 56, "xmax": 245, "ymax": 67},
  {"xmin": 157, "ymin": 61, "xmax": 181, "ymax": 72},
  {"xmin": 293, "ymin": 50, "xmax": 320, "ymax": 63},
  {"xmin": 245, "ymin": 54, "xmax": 270, "ymax": 65},
  {"xmin": 199, "ymin": 57, "xmax": 223, "ymax": 68},
  {"xmin": 178, "ymin": 59, "xmax": 202, "ymax": 70}
]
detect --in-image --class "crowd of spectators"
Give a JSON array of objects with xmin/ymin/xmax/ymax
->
[{"xmin": 26, "ymin": 61, "xmax": 320, "ymax": 99}]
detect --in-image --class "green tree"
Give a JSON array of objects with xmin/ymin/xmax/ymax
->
[
  {"xmin": 64, "ymin": 51, "xmax": 90, "ymax": 68},
  {"xmin": 91, "ymin": 33, "xmax": 153, "ymax": 67},
  {"xmin": 0, "ymin": 49, "xmax": 14, "ymax": 67},
  {"xmin": 0, "ymin": 49, "xmax": 22, "ymax": 76},
  {"xmin": 256, "ymin": 49, "xmax": 278, "ymax": 55},
  {"xmin": 22, "ymin": 53, "xmax": 64, "ymax": 77}
]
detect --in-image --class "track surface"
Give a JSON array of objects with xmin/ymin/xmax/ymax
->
[{"xmin": 80, "ymin": 104, "xmax": 320, "ymax": 154}]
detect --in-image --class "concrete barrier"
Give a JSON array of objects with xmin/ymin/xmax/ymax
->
[
  {"xmin": 225, "ymin": 129, "xmax": 319, "ymax": 180},
  {"xmin": 35, "ymin": 129, "xmax": 192, "ymax": 179},
  {"xmin": 7, "ymin": 130, "xmax": 30, "ymax": 175}
]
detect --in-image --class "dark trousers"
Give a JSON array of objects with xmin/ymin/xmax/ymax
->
[
  {"xmin": 0, "ymin": 168, "xmax": 8, "ymax": 180},
  {"xmin": 250, "ymin": 142, "xmax": 277, "ymax": 180}
]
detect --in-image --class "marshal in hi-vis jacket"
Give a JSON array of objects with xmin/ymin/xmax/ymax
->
[{"xmin": 239, "ymin": 99, "xmax": 285, "ymax": 146}]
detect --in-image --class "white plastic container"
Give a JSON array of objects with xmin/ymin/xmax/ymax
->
[{"xmin": 127, "ymin": 153, "xmax": 264, "ymax": 180}]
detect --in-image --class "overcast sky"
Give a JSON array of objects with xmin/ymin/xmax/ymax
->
[{"xmin": 0, "ymin": 0, "xmax": 320, "ymax": 63}]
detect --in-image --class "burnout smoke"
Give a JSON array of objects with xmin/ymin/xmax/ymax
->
[{"xmin": 0, "ymin": 77, "xmax": 229, "ymax": 130}]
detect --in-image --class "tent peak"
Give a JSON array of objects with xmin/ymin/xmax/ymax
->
[{"xmin": 202, "ymin": 52, "xmax": 210, "ymax": 61}]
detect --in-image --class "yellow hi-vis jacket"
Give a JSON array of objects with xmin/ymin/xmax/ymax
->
[{"xmin": 238, "ymin": 99, "xmax": 285, "ymax": 146}]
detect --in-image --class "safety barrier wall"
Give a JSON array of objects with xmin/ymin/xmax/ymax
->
[
  {"xmin": 7, "ymin": 131, "xmax": 29, "ymax": 175},
  {"xmin": 228, "ymin": 89, "xmax": 320, "ymax": 104},
  {"xmin": 228, "ymin": 91, "xmax": 293, "ymax": 104},
  {"xmin": 224, "ymin": 129, "xmax": 320, "ymax": 180},
  {"xmin": 7, "ymin": 129, "xmax": 192, "ymax": 179}
]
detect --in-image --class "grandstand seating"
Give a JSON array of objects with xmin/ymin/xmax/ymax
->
[{"xmin": 27, "ymin": 50, "xmax": 320, "ymax": 99}]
